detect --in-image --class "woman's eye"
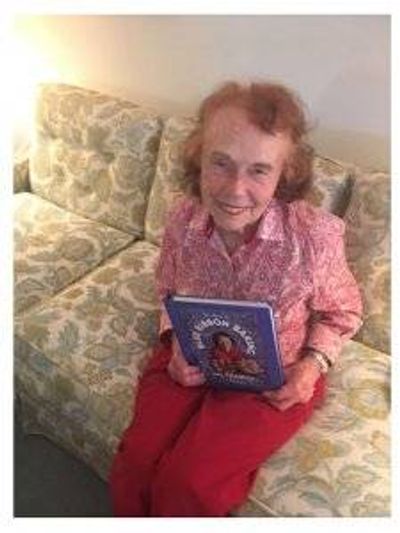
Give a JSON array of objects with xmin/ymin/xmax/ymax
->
[
  {"xmin": 252, "ymin": 168, "xmax": 269, "ymax": 178},
  {"xmin": 212, "ymin": 159, "xmax": 229, "ymax": 170}
]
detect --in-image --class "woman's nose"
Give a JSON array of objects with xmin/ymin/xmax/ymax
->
[{"xmin": 226, "ymin": 170, "xmax": 248, "ymax": 194}]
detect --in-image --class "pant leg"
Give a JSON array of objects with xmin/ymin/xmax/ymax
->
[
  {"xmin": 151, "ymin": 377, "xmax": 326, "ymax": 517},
  {"xmin": 108, "ymin": 341, "xmax": 207, "ymax": 516}
]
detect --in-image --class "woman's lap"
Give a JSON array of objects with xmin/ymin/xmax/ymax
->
[{"xmin": 110, "ymin": 342, "xmax": 325, "ymax": 515}]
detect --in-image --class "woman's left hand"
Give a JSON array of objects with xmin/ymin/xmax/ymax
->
[{"xmin": 261, "ymin": 357, "xmax": 321, "ymax": 411}]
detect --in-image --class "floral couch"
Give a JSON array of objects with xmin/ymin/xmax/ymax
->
[{"xmin": 14, "ymin": 83, "xmax": 390, "ymax": 517}]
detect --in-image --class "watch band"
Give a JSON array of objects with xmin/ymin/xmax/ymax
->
[{"xmin": 303, "ymin": 349, "xmax": 331, "ymax": 374}]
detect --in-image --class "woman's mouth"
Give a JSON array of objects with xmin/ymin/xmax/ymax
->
[{"xmin": 216, "ymin": 201, "xmax": 250, "ymax": 216}]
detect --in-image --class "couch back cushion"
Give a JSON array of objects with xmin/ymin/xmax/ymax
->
[
  {"xmin": 145, "ymin": 116, "xmax": 355, "ymax": 246},
  {"xmin": 30, "ymin": 83, "xmax": 163, "ymax": 236},
  {"xmin": 344, "ymin": 171, "xmax": 390, "ymax": 354},
  {"xmin": 145, "ymin": 117, "xmax": 196, "ymax": 245}
]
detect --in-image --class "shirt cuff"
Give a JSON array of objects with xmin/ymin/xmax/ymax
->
[{"xmin": 306, "ymin": 323, "xmax": 345, "ymax": 366}]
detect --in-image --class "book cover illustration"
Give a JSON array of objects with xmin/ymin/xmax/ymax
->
[{"xmin": 164, "ymin": 294, "xmax": 285, "ymax": 392}]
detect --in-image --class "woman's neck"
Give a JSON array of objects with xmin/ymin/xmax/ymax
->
[{"xmin": 216, "ymin": 222, "xmax": 259, "ymax": 255}]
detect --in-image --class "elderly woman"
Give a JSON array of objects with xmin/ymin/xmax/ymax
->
[{"xmin": 109, "ymin": 81, "xmax": 362, "ymax": 517}]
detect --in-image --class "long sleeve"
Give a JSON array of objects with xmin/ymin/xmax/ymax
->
[
  {"xmin": 305, "ymin": 217, "xmax": 363, "ymax": 365},
  {"xmin": 155, "ymin": 198, "xmax": 196, "ymax": 341}
]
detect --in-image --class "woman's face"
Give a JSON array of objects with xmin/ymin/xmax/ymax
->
[
  {"xmin": 217, "ymin": 336, "xmax": 232, "ymax": 351},
  {"xmin": 200, "ymin": 105, "xmax": 293, "ymax": 238}
]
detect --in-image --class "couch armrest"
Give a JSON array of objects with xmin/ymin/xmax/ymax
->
[{"xmin": 13, "ymin": 158, "xmax": 30, "ymax": 193}]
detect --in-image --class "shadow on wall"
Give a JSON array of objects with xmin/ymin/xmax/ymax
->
[{"xmin": 309, "ymin": 128, "xmax": 389, "ymax": 172}]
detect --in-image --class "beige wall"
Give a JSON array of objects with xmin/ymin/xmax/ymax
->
[{"xmin": 13, "ymin": 15, "xmax": 390, "ymax": 171}]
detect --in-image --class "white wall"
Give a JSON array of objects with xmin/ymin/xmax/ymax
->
[{"xmin": 13, "ymin": 15, "xmax": 390, "ymax": 170}]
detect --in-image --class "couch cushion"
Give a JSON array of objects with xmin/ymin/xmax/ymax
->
[
  {"xmin": 344, "ymin": 171, "xmax": 390, "ymax": 353},
  {"xmin": 14, "ymin": 240, "xmax": 161, "ymax": 450},
  {"xmin": 145, "ymin": 116, "xmax": 354, "ymax": 246},
  {"xmin": 145, "ymin": 116, "xmax": 196, "ymax": 245},
  {"xmin": 235, "ymin": 340, "xmax": 390, "ymax": 517},
  {"xmin": 30, "ymin": 83, "xmax": 163, "ymax": 236},
  {"xmin": 307, "ymin": 156, "xmax": 354, "ymax": 216},
  {"xmin": 14, "ymin": 193, "xmax": 134, "ymax": 314}
]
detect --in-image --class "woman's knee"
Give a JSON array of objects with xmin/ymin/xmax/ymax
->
[{"xmin": 151, "ymin": 457, "xmax": 223, "ymax": 516}]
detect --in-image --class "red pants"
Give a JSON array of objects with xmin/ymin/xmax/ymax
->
[{"xmin": 109, "ymin": 342, "xmax": 325, "ymax": 517}]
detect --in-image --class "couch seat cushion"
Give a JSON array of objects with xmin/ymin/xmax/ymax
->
[
  {"xmin": 235, "ymin": 340, "xmax": 390, "ymax": 517},
  {"xmin": 15, "ymin": 240, "xmax": 161, "ymax": 452},
  {"xmin": 14, "ymin": 192, "xmax": 134, "ymax": 314},
  {"xmin": 30, "ymin": 83, "xmax": 163, "ymax": 235},
  {"xmin": 344, "ymin": 171, "xmax": 390, "ymax": 354},
  {"xmin": 145, "ymin": 116, "xmax": 355, "ymax": 246}
]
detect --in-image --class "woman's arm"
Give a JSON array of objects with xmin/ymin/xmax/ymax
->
[
  {"xmin": 305, "ymin": 216, "xmax": 363, "ymax": 365},
  {"xmin": 263, "ymin": 213, "xmax": 363, "ymax": 411}
]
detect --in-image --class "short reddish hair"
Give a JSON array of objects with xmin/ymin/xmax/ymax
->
[{"xmin": 183, "ymin": 81, "xmax": 314, "ymax": 202}]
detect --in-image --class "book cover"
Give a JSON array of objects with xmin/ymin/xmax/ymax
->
[{"xmin": 164, "ymin": 294, "xmax": 285, "ymax": 392}]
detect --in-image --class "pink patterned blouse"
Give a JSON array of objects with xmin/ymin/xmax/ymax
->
[{"xmin": 156, "ymin": 197, "xmax": 362, "ymax": 368}]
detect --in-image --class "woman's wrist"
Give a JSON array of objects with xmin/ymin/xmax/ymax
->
[{"xmin": 302, "ymin": 349, "xmax": 331, "ymax": 375}]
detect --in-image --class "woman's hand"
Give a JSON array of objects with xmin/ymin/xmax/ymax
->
[
  {"xmin": 167, "ymin": 334, "xmax": 206, "ymax": 387},
  {"xmin": 261, "ymin": 357, "xmax": 321, "ymax": 411}
]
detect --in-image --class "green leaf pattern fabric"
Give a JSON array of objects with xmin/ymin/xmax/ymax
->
[
  {"xmin": 30, "ymin": 84, "xmax": 163, "ymax": 235},
  {"xmin": 236, "ymin": 341, "xmax": 390, "ymax": 517},
  {"xmin": 14, "ymin": 193, "xmax": 134, "ymax": 313},
  {"xmin": 15, "ymin": 241, "xmax": 160, "ymax": 452},
  {"xmin": 344, "ymin": 171, "xmax": 390, "ymax": 354}
]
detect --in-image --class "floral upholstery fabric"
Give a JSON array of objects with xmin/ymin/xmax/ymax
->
[
  {"xmin": 14, "ymin": 239, "xmax": 161, "ymax": 478},
  {"xmin": 145, "ymin": 116, "xmax": 197, "ymax": 245},
  {"xmin": 14, "ymin": 192, "xmax": 134, "ymax": 314},
  {"xmin": 145, "ymin": 116, "xmax": 354, "ymax": 246},
  {"xmin": 30, "ymin": 84, "xmax": 163, "ymax": 236},
  {"xmin": 235, "ymin": 340, "xmax": 390, "ymax": 517},
  {"xmin": 344, "ymin": 172, "xmax": 390, "ymax": 354},
  {"xmin": 305, "ymin": 156, "xmax": 354, "ymax": 217}
]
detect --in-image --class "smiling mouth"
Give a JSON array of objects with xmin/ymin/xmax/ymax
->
[{"xmin": 217, "ymin": 201, "xmax": 251, "ymax": 216}]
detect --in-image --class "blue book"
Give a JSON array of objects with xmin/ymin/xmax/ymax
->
[{"xmin": 164, "ymin": 294, "xmax": 285, "ymax": 392}]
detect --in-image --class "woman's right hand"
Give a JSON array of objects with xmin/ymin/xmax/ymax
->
[{"xmin": 167, "ymin": 334, "xmax": 206, "ymax": 387}]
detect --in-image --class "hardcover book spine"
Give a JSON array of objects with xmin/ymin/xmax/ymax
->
[{"xmin": 256, "ymin": 307, "xmax": 284, "ymax": 389}]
